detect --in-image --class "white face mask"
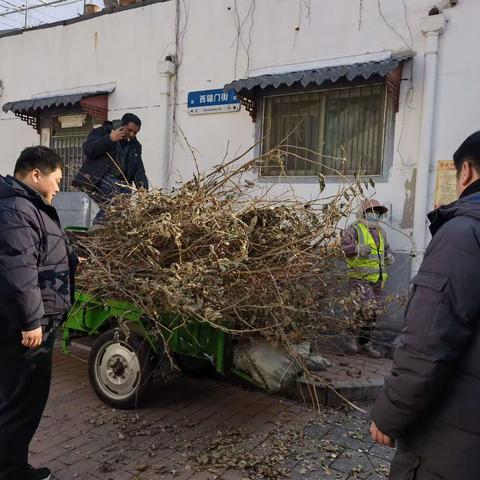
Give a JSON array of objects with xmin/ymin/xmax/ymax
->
[{"xmin": 365, "ymin": 212, "xmax": 383, "ymax": 224}]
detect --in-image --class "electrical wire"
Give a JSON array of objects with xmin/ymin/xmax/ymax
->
[
  {"xmin": 0, "ymin": 0, "xmax": 79, "ymax": 17},
  {"xmin": 0, "ymin": 0, "xmax": 80, "ymax": 28},
  {"xmin": 376, "ymin": 0, "xmax": 411, "ymax": 50},
  {"xmin": 371, "ymin": 0, "xmax": 416, "ymax": 168},
  {"xmin": 231, "ymin": 0, "xmax": 255, "ymax": 78},
  {"xmin": 0, "ymin": 0, "xmax": 46, "ymax": 27},
  {"xmin": 31, "ymin": 0, "xmax": 62, "ymax": 21}
]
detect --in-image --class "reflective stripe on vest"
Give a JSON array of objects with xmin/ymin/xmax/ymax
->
[{"xmin": 346, "ymin": 222, "xmax": 387, "ymax": 284}]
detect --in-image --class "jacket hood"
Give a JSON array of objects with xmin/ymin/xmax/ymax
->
[
  {"xmin": 0, "ymin": 175, "xmax": 60, "ymax": 225},
  {"xmin": 0, "ymin": 175, "xmax": 41, "ymax": 201},
  {"xmin": 428, "ymin": 190, "xmax": 480, "ymax": 236}
]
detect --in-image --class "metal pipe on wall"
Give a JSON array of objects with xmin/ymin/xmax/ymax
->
[
  {"xmin": 411, "ymin": 13, "xmax": 446, "ymax": 277},
  {"xmin": 157, "ymin": 56, "xmax": 176, "ymax": 190}
]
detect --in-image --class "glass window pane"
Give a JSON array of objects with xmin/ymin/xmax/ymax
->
[
  {"xmin": 261, "ymin": 84, "xmax": 388, "ymax": 177},
  {"xmin": 262, "ymin": 93, "xmax": 323, "ymax": 176},
  {"xmin": 51, "ymin": 114, "xmax": 93, "ymax": 192},
  {"xmin": 323, "ymin": 85, "xmax": 385, "ymax": 176}
]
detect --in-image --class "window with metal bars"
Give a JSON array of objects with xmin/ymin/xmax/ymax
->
[
  {"xmin": 50, "ymin": 115, "xmax": 93, "ymax": 192},
  {"xmin": 261, "ymin": 83, "xmax": 394, "ymax": 177}
]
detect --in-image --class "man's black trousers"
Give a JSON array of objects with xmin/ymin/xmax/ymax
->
[{"xmin": 0, "ymin": 327, "xmax": 55, "ymax": 479}]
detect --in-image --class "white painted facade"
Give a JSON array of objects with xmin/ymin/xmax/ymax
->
[{"xmin": 0, "ymin": 0, "xmax": 475, "ymax": 276}]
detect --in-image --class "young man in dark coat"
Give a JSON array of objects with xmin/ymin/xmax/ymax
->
[
  {"xmin": 0, "ymin": 146, "xmax": 78, "ymax": 480},
  {"xmin": 370, "ymin": 131, "xmax": 480, "ymax": 480},
  {"xmin": 72, "ymin": 112, "xmax": 149, "ymax": 223}
]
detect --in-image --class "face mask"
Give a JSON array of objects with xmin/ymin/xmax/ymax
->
[{"xmin": 365, "ymin": 213, "xmax": 383, "ymax": 223}]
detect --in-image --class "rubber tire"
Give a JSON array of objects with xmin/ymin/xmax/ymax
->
[{"xmin": 88, "ymin": 329, "xmax": 154, "ymax": 409}]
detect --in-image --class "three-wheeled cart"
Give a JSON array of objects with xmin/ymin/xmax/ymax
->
[{"xmin": 62, "ymin": 292, "xmax": 257, "ymax": 408}]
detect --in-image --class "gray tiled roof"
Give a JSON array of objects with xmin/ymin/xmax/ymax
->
[
  {"xmin": 3, "ymin": 89, "xmax": 114, "ymax": 114},
  {"xmin": 225, "ymin": 52, "xmax": 414, "ymax": 95}
]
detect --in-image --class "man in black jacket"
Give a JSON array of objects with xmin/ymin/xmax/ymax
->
[
  {"xmin": 0, "ymin": 146, "xmax": 78, "ymax": 480},
  {"xmin": 370, "ymin": 131, "xmax": 480, "ymax": 479},
  {"xmin": 72, "ymin": 112, "xmax": 149, "ymax": 223}
]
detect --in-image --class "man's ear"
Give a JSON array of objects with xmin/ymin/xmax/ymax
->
[
  {"xmin": 460, "ymin": 162, "xmax": 471, "ymax": 188},
  {"xmin": 31, "ymin": 168, "xmax": 42, "ymax": 184}
]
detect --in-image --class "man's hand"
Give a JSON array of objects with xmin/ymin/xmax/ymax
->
[
  {"xmin": 357, "ymin": 244, "xmax": 371, "ymax": 257},
  {"xmin": 385, "ymin": 252, "xmax": 395, "ymax": 266},
  {"xmin": 110, "ymin": 127, "xmax": 126, "ymax": 142},
  {"xmin": 75, "ymin": 256, "xmax": 87, "ymax": 273},
  {"xmin": 21, "ymin": 326, "xmax": 43, "ymax": 348},
  {"xmin": 370, "ymin": 421, "xmax": 395, "ymax": 447}
]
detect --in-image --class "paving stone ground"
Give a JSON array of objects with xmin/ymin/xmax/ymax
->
[
  {"xmin": 30, "ymin": 348, "xmax": 394, "ymax": 480},
  {"xmin": 296, "ymin": 353, "xmax": 393, "ymax": 406}
]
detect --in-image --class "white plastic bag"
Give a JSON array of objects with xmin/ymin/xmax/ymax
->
[{"xmin": 233, "ymin": 343, "xmax": 301, "ymax": 391}]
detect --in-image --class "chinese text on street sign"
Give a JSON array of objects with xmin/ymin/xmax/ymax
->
[{"xmin": 188, "ymin": 89, "xmax": 241, "ymax": 115}]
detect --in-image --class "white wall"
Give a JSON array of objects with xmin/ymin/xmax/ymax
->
[
  {"xmin": 1, "ymin": 0, "xmax": 479, "ymax": 259},
  {"xmin": 0, "ymin": 0, "xmax": 176, "ymax": 181},
  {"xmin": 171, "ymin": 0, "xmax": 431, "ymax": 255},
  {"xmin": 169, "ymin": 0, "xmax": 480, "ymax": 255},
  {"xmin": 429, "ymin": 0, "xmax": 480, "ymax": 206}
]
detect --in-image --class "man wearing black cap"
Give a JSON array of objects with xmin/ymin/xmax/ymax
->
[
  {"xmin": 72, "ymin": 113, "xmax": 149, "ymax": 224},
  {"xmin": 370, "ymin": 131, "xmax": 480, "ymax": 479}
]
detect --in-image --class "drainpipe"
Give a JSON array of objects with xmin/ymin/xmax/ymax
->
[
  {"xmin": 157, "ymin": 55, "xmax": 176, "ymax": 190},
  {"xmin": 411, "ymin": 13, "xmax": 446, "ymax": 277}
]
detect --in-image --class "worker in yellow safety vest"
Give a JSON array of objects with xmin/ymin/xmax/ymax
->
[{"xmin": 341, "ymin": 199, "xmax": 395, "ymax": 358}]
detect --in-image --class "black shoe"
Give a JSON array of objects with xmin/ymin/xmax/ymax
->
[{"xmin": 27, "ymin": 465, "xmax": 52, "ymax": 480}]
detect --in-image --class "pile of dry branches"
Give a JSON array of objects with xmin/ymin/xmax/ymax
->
[{"xmin": 76, "ymin": 152, "xmax": 371, "ymax": 353}]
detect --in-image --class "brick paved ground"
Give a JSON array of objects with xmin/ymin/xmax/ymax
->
[
  {"xmin": 294, "ymin": 353, "xmax": 393, "ymax": 407},
  {"xmin": 30, "ymin": 348, "xmax": 394, "ymax": 480}
]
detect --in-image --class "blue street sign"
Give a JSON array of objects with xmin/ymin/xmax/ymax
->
[{"xmin": 188, "ymin": 88, "xmax": 241, "ymax": 115}]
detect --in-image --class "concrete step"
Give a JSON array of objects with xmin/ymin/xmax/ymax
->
[{"xmin": 285, "ymin": 353, "xmax": 392, "ymax": 407}]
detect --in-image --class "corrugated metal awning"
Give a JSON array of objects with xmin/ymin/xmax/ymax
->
[
  {"xmin": 225, "ymin": 53, "xmax": 413, "ymax": 94},
  {"xmin": 224, "ymin": 52, "xmax": 414, "ymax": 119},
  {"xmin": 2, "ymin": 89, "xmax": 114, "ymax": 133},
  {"xmin": 2, "ymin": 89, "xmax": 113, "ymax": 115}
]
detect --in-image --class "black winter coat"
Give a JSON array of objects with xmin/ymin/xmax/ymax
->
[
  {"xmin": 0, "ymin": 176, "xmax": 78, "ymax": 343},
  {"xmin": 72, "ymin": 122, "xmax": 149, "ymax": 191},
  {"xmin": 372, "ymin": 186, "xmax": 480, "ymax": 480}
]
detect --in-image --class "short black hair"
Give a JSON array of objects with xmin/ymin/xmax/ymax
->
[
  {"xmin": 453, "ymin": 131, "xmax": 480, "ymax": 173},
  {"xmin": 121, "ymin": 113, "xmax": 141, "ymax": 128},
  {"xmin": 14, "ymin": 146, "xmax": 63, "ymax": 177}
]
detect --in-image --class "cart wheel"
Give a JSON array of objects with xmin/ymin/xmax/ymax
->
[{"xmin": 88, "ymin": 329, "xmax": 154, "ymax": 409}]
